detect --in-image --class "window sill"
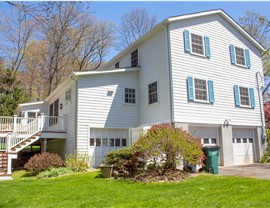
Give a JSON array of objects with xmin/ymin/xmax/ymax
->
[
  {"xmin": 193, "ymin": 99, "xmax": 212, "ymax": 104},
  {"xmin": 123, "ymin": 102, "xmax": 138, "ymax": 106},
  {"xmin": 190, "ymin": 51, "xmax": 208, "ymax": 59},
  {"xmin": 238, "ymin": 105, "xmax": 253, "ymax": 109},
  {"xmin": 234, "ymin": 63, "xmax": 248, "ymax": 69}
]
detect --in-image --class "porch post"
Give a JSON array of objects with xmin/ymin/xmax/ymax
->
[
  {"xmin": 40, "ymin": 138, "xmax": 47, "ymax": 153},
  {"xmin": 7, "ymin": 153, "xmax": 12, "ymax": 174},
  {"xmin": 40, "ymin": 113, "xmax": 45, "ymax": 131},
  {"xmin": 13, "ymin": 115, "xmax": 18, "ymax": 132}
]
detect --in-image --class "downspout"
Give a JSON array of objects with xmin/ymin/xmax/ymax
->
[
  {"xmin": 71, "ymin": 74, "xmax": 78, "ymax": 150},
  {"xmin": 256, "ymin": 71, "xmax": 266, "ymax": 144},
  {"xmin": 162, "ymin": 22, "xmax": 174, "ymax": 125}
]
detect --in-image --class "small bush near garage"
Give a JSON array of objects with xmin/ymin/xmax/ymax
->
[
  {"xmin": 104, "ymin": 124, "xmax": 204, "ymax": 182},
  {"xmin": 104, "ymin": 147, "xmax": 145, "ymax": 177},
  {"xmin": 65, "ymin": 150, "xmax": 90, "ymax": 172},
  {"xmin": 24, "ymin": 152, "xmax": 64, "ymax": 175},
  {"xmin": 261, "ymin": 129, "xmax": 270, "ymax": 163}
]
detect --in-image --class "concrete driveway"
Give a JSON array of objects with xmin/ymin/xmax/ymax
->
[{"xmin": 218, "ymin": 163, "xmax": 270, "ymax": 180}]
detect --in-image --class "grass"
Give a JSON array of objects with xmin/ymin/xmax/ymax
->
[{"xmin": 1, "ymin": 170, "xmax": 270, "ymax": 208}]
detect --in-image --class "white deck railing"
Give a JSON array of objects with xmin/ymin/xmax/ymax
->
[{"xmin": 0, "ymin": 114, "xmax": 67, "ymax": 152}]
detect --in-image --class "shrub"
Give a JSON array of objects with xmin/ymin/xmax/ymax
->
[
  {"xmin": 104, "ymin": 147, "xmax": 144, "ymax": 177},
  {"xmin": 24, "ymin": 152, "xmax": 64, "ymax": 175},
  {"xmin": 261, "ymin": 129, "xmax": 270, "ymax": 163},
  {"xmin": 65, "ymin": 150, "xmax": 90, "ymax": 172},
  {"xmin": 36, "ymin": 167, "xmax": 75, "ymax": 178},
  {"xmin": 133, "ymin": 124, "xmax": 204, "ymax": 175}
]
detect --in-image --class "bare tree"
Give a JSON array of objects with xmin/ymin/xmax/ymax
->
[
  {"xmin": 119, "ymin": 9, "xmax": 157, "ymax": 48},
  {"xmin": 239, "ymin": 11, "xmax": 270, "ymax": 96},
  {"xmin": 0, "ymin": 2, "xmax": 35, "ymax": 76}
]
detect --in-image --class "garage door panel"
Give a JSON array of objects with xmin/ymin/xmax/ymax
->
[
  {"xmin": 89, "ymin": 128, "xmax": 129, "ymax": 167},
  {"xmin": 232, "ymin": 129, "xmax": 254, "ymax": 165}
]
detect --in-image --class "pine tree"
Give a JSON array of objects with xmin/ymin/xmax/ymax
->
[{"xmin": 0, "ymin": 67, "xmax": 28, "ymax": 116}]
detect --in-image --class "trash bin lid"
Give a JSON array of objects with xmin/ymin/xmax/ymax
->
[{"xmin": 203, "ymin": 145, "xmax": 220, "ymax": 150}]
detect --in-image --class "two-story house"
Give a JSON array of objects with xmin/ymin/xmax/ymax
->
[{"xmin": 0, "ymin": 9, "xmax": 265, "ymax": 178}]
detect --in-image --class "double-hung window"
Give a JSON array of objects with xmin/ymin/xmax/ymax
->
[
  {"xmin": 187, "ymin": 76, "xmax": 214, "ymax": 104},
  {"xmin": 131, "ymin": 49, "xmax": 138, "ymax": 67},
  {"xmin": 148, "ymin": 81, "xmax": 158, "ymax": 104},
  {"xmin": 183, "ymin": 30, "xmax": 211, "ymax": 58},
  {"xmin": 125, "ymin": 88, "xmax": 136, "ymax": 104},
  {"xmin": 230, "ymin": 44, "xmax": 251, "ymax": 68},
  {"xmin": 234, "ymin": 85, "xmax": 255, "ymax": 108},
  {"xmin": 191, "ymin": 33, "xmax": 204, "ymax": 55},
  {"xmin": 194, "ymin": 78, "xmax": 208, "ymax": 101}
]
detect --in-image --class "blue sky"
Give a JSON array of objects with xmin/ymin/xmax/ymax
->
[
  {"xmin": 0, "ymin": 1, "xmax": 269, "ymax": 60},
  {"xmin": 89, "ymin": 1, "xmax": 270, "ymax": 60}
]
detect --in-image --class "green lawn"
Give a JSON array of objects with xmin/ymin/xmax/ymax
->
[{"xmin": 1, "ymin": 171, "xmax": 270, "ymax": 208}]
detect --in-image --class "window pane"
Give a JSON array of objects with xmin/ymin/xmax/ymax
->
[
  {"xmin": 191, "ymin": 33, "xmax": 204, "ymax": 55},
  {"xmin": 211, "ymin": 138, "xmax": 217, "ymax": 144},
  {"xmin": 235, "ymin": 47, "xmax": 245, "ymax": 66},
  {"xmin": 103, "ymin": 138, "xmax": 108, "ymax": 146},
  {"xmin": 90, "ymin": 138, "xmax": 94, "ymax": 146},
  {"xmin": 131, "ymin": 49, "xmax": 138, "ymax": 67},
  {"xmin": 122, "ymin": 138, "xmax": 127, "ymax": 147},
  {"xmin": 125, "ymin": 88, "xmax": 136, "ymax": 104},
  {"xmin": 236, "ymin": 138, "xmax": 241, "ymax": 143},
  {"xmin": 115, "ymin": 138, "xmax": 121, "ymax": 146},
  {"xmin": 109, "ymin": 138, "xmax": 114, "ymax": 146},
  {"xmin": 239, "ymin": 87, "xmax": 250, "ymax": 106},
  {"xmin": 194, "ymin": 79, "xmax": 207, "ymax": 101},
  {"xmin": 148, "ymin": 82, "xmax": 158, "ymax": 104},
  {"xmin": 232, "ymin": 138, "xmax": 235, "ymax": 143},
  {"xmin": 243, "ymin": 138, "xmax": 247, "ymax": 143},
  {"xmin": 249, "ymin": 138, "xmax": 253, "ymax": 143},
  {"xmin": 203, "ymin": 138, "xmax": 209, "ymax": 144},
  {"xmin": 96, "ymin": 138, "xmax": 101, "ymax": 146}
]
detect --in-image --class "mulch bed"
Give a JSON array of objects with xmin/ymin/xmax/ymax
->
[{"xmin": 129, "ymin": 170, "xmax": 190, "ymax": 183}]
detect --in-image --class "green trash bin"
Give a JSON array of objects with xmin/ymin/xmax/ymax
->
[{"xmin": 203, "ymin": 146, "xmax": 220, "ymax": 174}]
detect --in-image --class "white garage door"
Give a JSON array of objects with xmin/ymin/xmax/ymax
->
[
  {"xmin": 232, "ymin": 129, "xmax": 254, "ymax": 165},
  {"xmin": 89, "ymin": 128, "xmax": 129, "ymax": 167},
  {"xmin": 189, "ymin": 127, "xmax": 218, "ymax": 146}
]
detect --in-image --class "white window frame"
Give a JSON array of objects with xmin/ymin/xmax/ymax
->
[
  {"xmin": 238, "ymin": 86, "xmax": 251, "ymax": 107},
  {"xmin": 190, "ymin": 32, "xmax": 205, "ymax": 57},
  {"xmin": 124, "ymin": 87, "xmax": 136, "ymax": 105},
  {"xmin": 234, "ymin": 46, "xmax": 247, "ymax": 68},
  {"xmin": 193, "ymin": 78, "xmax": 209, "ymax": 103},
  {"xmin": 65, "ymin": 89, "xmax": 72, "ymax": 106},
  {"xmin": 201, "ymin": 138, "xmax": 217, "ymax": 146},
  {"xmin": 148, "ymin": 81, "xmax": 158, "ymax": 105}
]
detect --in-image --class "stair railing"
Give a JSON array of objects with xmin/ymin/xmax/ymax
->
[{"xmin": 6, "ymin": 116, "xmax": 42, "ymax": 152}]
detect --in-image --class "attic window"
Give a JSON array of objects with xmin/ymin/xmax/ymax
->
[
  {"xmin": 115, "ymin": 62, "xmax": 119, "ymax": 68},
  {"xmin": 235, "ymin": 47, "xmax": 245, "ymax": 66},
  {"xmin": 131, "ymin": 49, "xmax": 138, "ymax": 67},
  {"xmin": 191, "ymin": 33, "xmax": 204, "ymax": 55}
]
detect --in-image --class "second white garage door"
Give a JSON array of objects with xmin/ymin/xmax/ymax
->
[
  {"xmin": 89, "ymin": 128, "xmax": 129, "ymax": 167},
  {"xmin": 232, "ymin": 128, "xmax": 255, "ymax": 166}
]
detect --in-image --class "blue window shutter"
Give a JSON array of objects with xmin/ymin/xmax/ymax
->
[
  {"xmin": 245, "ymin": 49, "xmax": 251, "ymax": 69},
  {"xmin": 230, "ymin": 44, "xmax": 236, "ymax": 64},
  {"xmin": 249, "ymin": 88, "xmax": 255, "ymax": 108},
  {"xmin": 204, "ymin": 36, "xmax": 211, "ymax": 58},
  {"xmin": 187, "ymin": 76, "xmax": 194, "ymax": 101},
  {"xmin": 234, "ymin": 85, "xmax": 240, "ymax": 106},
  {"xmin": 184, "ymin": 30, "xmax": 191, "ymax": 53},
  {"xmin": 208, "ymin": 80, "xmax": 214, "ymax": 103}
]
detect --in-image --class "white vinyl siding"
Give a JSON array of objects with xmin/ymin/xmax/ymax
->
[
  {"xmin": 76, "ymin": 71, "xmax": 139, "ymax": 152},
  {"xmin": 169, "ymin": 14, "xmax": 263, "ymax": 126}
]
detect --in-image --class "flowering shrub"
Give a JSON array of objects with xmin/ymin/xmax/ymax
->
[{"xmin": 24, "ymin": 152, "xmax": 64, "ymax": 175}]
